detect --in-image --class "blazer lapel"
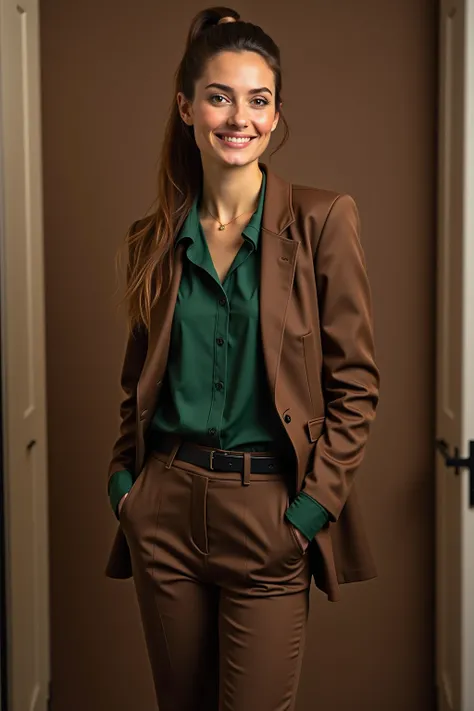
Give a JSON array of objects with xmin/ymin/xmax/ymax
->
[
  {"xmin": 135, "ymin": 244, "xmax": 184, "ymax": 471},
  {"xmin": 259, "ymin": 165, "xmax": 298, "ymax": 409}
]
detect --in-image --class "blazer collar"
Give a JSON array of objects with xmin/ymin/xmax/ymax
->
[{"xmin": 260, "ymin": 162, "xmax": 295, "ymax": 235}]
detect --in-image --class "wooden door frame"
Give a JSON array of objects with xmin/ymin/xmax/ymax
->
[{"xmin": 0, "ymin": 64, "xmax": 9, "ymax": 711}]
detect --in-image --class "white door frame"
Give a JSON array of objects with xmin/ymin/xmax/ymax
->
[
  {"xmin": 0, "ymin": 0, "xmax": 51, "ymax": 710},
  {"xmin": 436, "ymin": 1, "xmax": 474, "ymax": 709}
]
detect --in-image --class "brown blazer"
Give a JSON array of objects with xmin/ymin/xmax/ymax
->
[{"xmin": 105, "ymin": 164, "xmax": 380, "ymax": 602}]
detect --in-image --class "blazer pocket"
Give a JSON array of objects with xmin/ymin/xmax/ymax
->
[
  {"xmin": 302, "ymin": 331, "xmax": 322, "ymax": 415},
  {"xmin": 306, "ymin": 416, "xmax": 325, "ymax": 443}
]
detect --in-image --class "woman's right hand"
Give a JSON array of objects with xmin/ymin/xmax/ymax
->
[{"xmin": 118, "ymin": 493, "xmax": 129, "ymax": 517}]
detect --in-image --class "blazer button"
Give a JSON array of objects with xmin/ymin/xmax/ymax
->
[{"xmin": 284, "ymin": 414, "xmax": 291, "ymax": 423}]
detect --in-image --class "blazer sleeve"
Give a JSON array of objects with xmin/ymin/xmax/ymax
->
[
  {"xmin": 107, "ymin": 322, "xmax": 148, "ymax": 486},
  {"xmin": 301, "ymin": 194, "xmax": 380, "ymax": 521},
  {"xmin": 107, "ymin": 224, "xmax": 149, "ymax": 487}
]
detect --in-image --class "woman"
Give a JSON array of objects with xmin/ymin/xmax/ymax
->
[{"xmin": 106, "ymin": 7, "xmax": 380, "ymax": 711}]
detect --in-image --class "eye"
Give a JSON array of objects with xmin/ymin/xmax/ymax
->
[
  {"xmin": 209, "ymin": 94, "xmax": 230, "ymax": 105},
  {"xmin": 251, "ymin": 97, "xmax": 270, "ymax": 107}
]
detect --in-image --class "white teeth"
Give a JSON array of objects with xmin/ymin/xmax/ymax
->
[{"xmin": 221, "ymin": 136, "xmax": 252, "ymax": 143}]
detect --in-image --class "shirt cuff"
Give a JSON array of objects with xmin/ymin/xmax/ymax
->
[
  {"xmin": 284, "ymin": 491, "xmax": 330, "ymax": 541},
  {"xmin": 108, "ymin": 469, "xmax": 133, "ymax": 519}
]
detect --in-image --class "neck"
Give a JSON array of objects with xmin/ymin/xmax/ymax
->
[{"xmin": 200, "ymin": 159, "xmax": 263, "ymax": 224}]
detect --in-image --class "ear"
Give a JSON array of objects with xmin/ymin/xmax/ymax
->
[
  {"xmin": 177, "ymin": 92, "xmax": 193, "ymax": 125},
  {"xmin": 271, "ymin": 110, "xmax": 280, "ymax": 133}
]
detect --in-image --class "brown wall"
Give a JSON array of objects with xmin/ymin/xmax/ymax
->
[{"xmin": 40, "ymin": 1, "xmax": 437, "ymax": 709}]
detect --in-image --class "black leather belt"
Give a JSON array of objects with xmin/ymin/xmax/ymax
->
[{"xmin": 153, "ymin": 435, "xmax": 282, "ymax": 474}]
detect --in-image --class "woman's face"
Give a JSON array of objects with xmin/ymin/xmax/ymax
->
[{"xmin": 178, "ymin": 50, "xmax": 280, "ymax": 169}]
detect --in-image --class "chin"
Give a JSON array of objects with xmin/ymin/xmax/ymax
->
[
  {"xmin": 216, "ymin": 147, "xmax": 265, "ymax": 169},
  {"xmin": 220, "ymin": 154, "xmax": 256, "ymax": 167}
]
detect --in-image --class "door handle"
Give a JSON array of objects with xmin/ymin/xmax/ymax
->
[{"xmin": 435, "ymin": 438, "xmax": 474, "ymax": 507}]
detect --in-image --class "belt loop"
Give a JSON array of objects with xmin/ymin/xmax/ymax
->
[
  {"xmin": 165, "ymin": 436, "xmax": 181, "ymax": 470},
  {"xmin": 242, "ymin": 452, "xmax": 251, "ymax": 486}
]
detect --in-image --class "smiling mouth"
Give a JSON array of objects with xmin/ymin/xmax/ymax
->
[{"xmin": 215, "ymin": 134, "xmax": 257, "ymax": 145}]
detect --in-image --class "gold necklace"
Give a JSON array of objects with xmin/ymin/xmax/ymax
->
[{"xmin": 205, "ymin": 206, "xmax": 254, "ymax": 231}]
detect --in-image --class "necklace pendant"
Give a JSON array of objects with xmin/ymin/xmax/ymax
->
[{"xmin": 218, "ymin": 224, "xmax": 225, "ymax": 231}]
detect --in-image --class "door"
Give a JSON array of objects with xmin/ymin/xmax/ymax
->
[
  {"xmin": 436, "ymin": 1, "xmax": 474, "ymax": 709},
  {"xmin": 40, "ymin": 0, "xmax": 437, "ymax": 709},
  {"xmin": 0, "ymin": 0, "xmax": 51, "ymax": 710}
]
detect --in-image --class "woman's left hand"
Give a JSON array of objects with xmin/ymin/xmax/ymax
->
[{"xmin": 292, "ymin": 525, "xmax": 310, "ymax": 552}]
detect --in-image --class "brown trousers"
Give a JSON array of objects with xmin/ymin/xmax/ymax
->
[{"xmin": 120, "ymin": 444, "xmax": 311, "ymax": 711}]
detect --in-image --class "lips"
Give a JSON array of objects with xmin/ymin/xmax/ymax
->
[{"xmin": 215, "ymin": 133, "xmax": 257, "ymax": 146}]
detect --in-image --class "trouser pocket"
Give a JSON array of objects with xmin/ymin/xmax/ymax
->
[
  {"xmin": 240, "ymin": 477, "xmax": 309, "ymax": 588},
  {"xmin": 285, "ymin": 505, "xmax": 307, "ymax": 557}
]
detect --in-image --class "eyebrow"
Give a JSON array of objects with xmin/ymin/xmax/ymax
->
[{"xmin": 204, "ymin": 82, "xmax": 273, "ymax": 96}]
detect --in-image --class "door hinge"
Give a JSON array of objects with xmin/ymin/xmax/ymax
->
[
  {"xmin": 47, "ymin": 680, "xmax": 52, "ymax": 711},
  {"xmin": 436, "ymin": 438, "xmax": 474, "ymax": 507}
]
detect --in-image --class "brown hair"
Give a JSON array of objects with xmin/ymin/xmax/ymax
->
[{"xmin": 119, "ymin": 7, "xmax": 289, "ymax": 334}]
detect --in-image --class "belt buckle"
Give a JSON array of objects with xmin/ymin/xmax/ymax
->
[{"xmin": 209, "ymin": 450, "xmax": 215, "ymax": 471}]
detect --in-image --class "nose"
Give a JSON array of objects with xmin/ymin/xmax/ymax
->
[{"xmin": 228, "ymin": 102, "xmax": 249, "ymax": 128}]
